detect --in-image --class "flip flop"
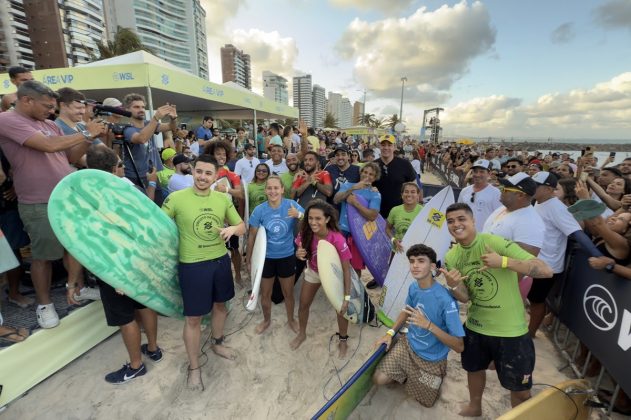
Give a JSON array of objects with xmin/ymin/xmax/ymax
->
[
  {"xmin": 596, "ymin": 389, "xmax": 631, "ymax": 415},
  {"xmin": 0, "ymin": 326, "xmax": 30, "ymax": 347}
]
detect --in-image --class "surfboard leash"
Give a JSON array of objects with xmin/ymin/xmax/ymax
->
[{"xmin": 321, "ymin": 323, "xmax": 365, "ymax": 401}]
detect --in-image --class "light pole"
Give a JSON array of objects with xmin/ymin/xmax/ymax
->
[{"xmin": 399, "ymin": 76, "xmax": 407, "ymax": 122}]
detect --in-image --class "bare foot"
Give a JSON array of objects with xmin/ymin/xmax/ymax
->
[
  {"xmin": 290, "ymin": 333, "xmax": 306, "ymax": 350},
  {"xmin": 212, "ymin": 344, "xmax": 237, "ymax": 360},
  {"xmin": 186, "ymin": 366, "xmax": 204, "ymax": 391},
  {"xmin": 0, "ymin": 326, "xmax": 29, "ymax": 343},
  {"xmin": 287, "ymin": 319, "xmax": 299, "ymax": 334},
  {"xmin": 459, "ymin": 403, "xmax": 482, "ymax": 417},
  {"xmin": 8, "ymin": 294, "xmax": 35, "ymax": 308},
  {"xmin": 255, "ymin": 320, "xmax": 271, "ymax": 334},
  {"xmin": 338, "ymin": 340, "xmax": 348, "ymax": 359},
  {"xmin": 234, "ymin": 279, "xmax": 245, "ymax": 289}
]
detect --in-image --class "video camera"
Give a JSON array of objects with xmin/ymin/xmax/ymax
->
[{"xmin": 93, "ymin": 104, "xmax": 132, "ymax": 118}]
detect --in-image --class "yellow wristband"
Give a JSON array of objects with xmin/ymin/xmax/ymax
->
[
  {"xmin": 501, "ymin": 256, "xmax": 508, "ymax": 269},
  {"xmin": 386, "ymin": 329, "xmax": 395, "ymax": 337},
  {"xmin": 344, "ymin": 295, "xmax": 351, "ymax": 301}
]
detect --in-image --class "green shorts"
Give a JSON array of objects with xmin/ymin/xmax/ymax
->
[{"xmin": 18, "ymin": 203, "xmax": 64, "ymax": 261}]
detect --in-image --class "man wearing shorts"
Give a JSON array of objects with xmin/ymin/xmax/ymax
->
[
  {"xmin": 373, "ymin": 244, "xmax": 464, "ymax": 407},
  {"xmin": 86, "ymin": 146, "xmax": 162, "ymax": 384},
  {"xmin": 443, "ymin": 203, "xmax": 553, "ymax": 416},
  {"xmin": 0, "ymin": 81, "xmax": 106, "ymax": 328},
  {"xmin": 162, "ymin": 154, "xmax": 245, "ymax": 391}
]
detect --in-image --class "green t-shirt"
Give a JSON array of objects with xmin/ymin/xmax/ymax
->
[
  {"xmin": 157, "ymin": 167, "xmax": 175, "ymax": 188},
  {"xmin": 280, "ymin": 171, "xmax": 295, "ymax": 198},
  {"xmin": 162, "ymin": 188, "xmax": 242, "ymax": 263},
  {"xmin": 248, "ymin": 182, "xmax": 267, "ymax": 215},
  {"xmin": 444, "ymin": 233, "xmax": 535, "ymax": 337},
  {"xmin": 387, "ymin": 204, "xmax": 423, "ymax": 240}
]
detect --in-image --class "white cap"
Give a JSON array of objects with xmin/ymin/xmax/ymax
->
[
  {"xmin": 472, "ymin": 159, "xmax": 491, "ymax": 170},
  {"xmin": 102, "ymin": 97, "xmax": 122, "ymax": 107}
]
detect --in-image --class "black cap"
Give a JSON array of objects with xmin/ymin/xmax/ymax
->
[
  {"xmin": 334, "ymin": 144, "xmax": 349, "ymax": 154},
  {"xmin": 243, "ymin": 143, "xmax": 255, "ymax": 149},
  {"xmin": 173, "ymin": 154, "xmax": 191, "ymax": 166}
]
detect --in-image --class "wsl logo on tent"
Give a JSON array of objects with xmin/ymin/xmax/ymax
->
[
  {"xmin": 112, "ymin": 72, "xmax": 135, "ymax": 82},
  {"xmin": 583, "ymin": 284, "xmax": 617, "ymax": 331}
]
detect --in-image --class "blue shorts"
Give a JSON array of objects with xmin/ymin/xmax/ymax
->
[
  {"xmin": 178, "ymin": 254, "xmax": 235, "ymax": 317},
  {"xmin": 0, "ymin": 209, "xmax": 30, "ymax": 251}
]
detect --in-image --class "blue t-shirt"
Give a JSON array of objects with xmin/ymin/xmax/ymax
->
[
  {"xmin": 338, "ymin": 182, "xmax": 381, "ymax": 233},
  {"xmin": 249, "ymin": 199, "xmax": 305, "ymax": 259},
  {"xmin": 123, "ymin": 122, "xmax": 161, "ymax": 180},
  {"xmin": 327, "ymin": 164, "xmax": 361, "ymax": 195},
  {"xmin": 54, "ymin": 119, "xmax": 102, "ymax": 144},
  {"xmin": 405, "ymin": 281, "xmax": 465, "ymax": 362},
  {"xmin": 196, "ymin": 126, "xmax": 212, "ymax": 141}
]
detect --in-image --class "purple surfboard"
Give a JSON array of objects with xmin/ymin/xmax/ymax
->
[{"xmin": 347, "ymin": 195, "xmax": 391, "ymax": 286}]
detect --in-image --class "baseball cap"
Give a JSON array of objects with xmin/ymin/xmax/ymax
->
[
  {"xmin": 471, "ymin": 159, "xmax": 491, "ymax": 170},
  {"xmin": 532, "ymin": 171, "xmax": 558, "ymax": 187},
  {"xmin": 499, "ymin": 172, "xmax": 537, "ymax": 196},
  {"xmin": 173, "ymin": 154, "xmax": 191, "ymax": 166},
  {"xmin": 102, "ymin": 97, "xmax": 123, "ymax": 107},
  {"xmin": 379, "ymin": 134, "xmax": 396, "ymax": 144},
  {"xmin": 243, "ymin": 143, "xmax": 255, "ymax": 150},
  {"xmin": 161, "ymin": 148, "xmax": 176, "ymax": 161},
  {"xmin": 334, "ymin": 144, "xmax": 349, "ymax": 154}
]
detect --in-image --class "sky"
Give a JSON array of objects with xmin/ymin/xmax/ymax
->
[{"xmin": 200, "ymin": 0, "xmax": 631, "ymax": 140}]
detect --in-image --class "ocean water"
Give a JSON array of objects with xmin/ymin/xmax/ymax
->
[{"xmin": 536, "ymin": 150, "xmax": 630, "ymax": 166}]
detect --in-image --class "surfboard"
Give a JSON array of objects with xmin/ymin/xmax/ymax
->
[
  {"xmin": 0, "ymin": 228, "xmax": 19, "ymax": 273},
  {"xmin": 378, "ymin": 186, "xmax": 455, "ymax": 326},
  {"xmin": 47, "ymin": 169, "xmax": 183, "ymax": 318},
  {"xmin": 317, "ymin": 240, "xmax": 375, "ymax": 324},
  {"xmin": 246, "ymin": 227, "xmax": 266, "ymax": 312},
  {"xmin": 347, "ymin": 195, "xmax": 390, "ymax": 286},
  {"xmin": 311, "ymin": 343, "xmax": 387, "ymax": 419},
  {"xmin": 241, "ymin": 181, "xmax": 250, "ymax": 254},
  {"xmin": 497, "ymin": 379, "xmax": 591, "ymax": 420}
]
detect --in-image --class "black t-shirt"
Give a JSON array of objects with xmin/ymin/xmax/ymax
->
[
  {"xmin": 374, "ymin": 157, "xmax": 417, "ymax": 218},
  {"xmin": 327, "ymin": 164, "xmax": 361, "ymax": 196}
]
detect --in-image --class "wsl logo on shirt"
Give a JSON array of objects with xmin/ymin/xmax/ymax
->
[
  {"xmin": 464, "ymin": 266, "xmax": 499, "ymax": 302},
  {"xmin": 192, "ymin": 211, "xmax": 223, "ymax": 242}
]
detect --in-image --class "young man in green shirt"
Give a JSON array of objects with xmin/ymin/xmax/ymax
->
[
  {"xmin": 162, "ymin": 154, "xmax": 246, "ymax": 391},
  {"xmin": 441, "ymin": 202, "xmax": 553, "ymax": 417}
]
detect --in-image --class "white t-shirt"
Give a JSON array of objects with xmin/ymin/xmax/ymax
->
[
  {"xmin": 411, "ymin": 159, "xmax": 422, "ymax": 175},
  {"xmin": 190, "ymin": 141, "xmax": 200, "ymax": 157},
  {"xmin": 483, "ymin": 205, "xmax": 544, "ymax": 251},
  {"xmin": 535, "ymin": 197, "xmax": 581, "ymax": 273},
  {"xmin": 265, "ymin": 159, "xmax": 289, "ymax": 175},
  {"xmin": 168, "ymin": 173, "xmax": 193, "ymax": 193},
  {"xmin": 234, "ymin": 157, "xmax": 260, "ymax": 183},
  {"xmin": 458, "ymin": 184, "xmax": 502, "ymax": 232}
]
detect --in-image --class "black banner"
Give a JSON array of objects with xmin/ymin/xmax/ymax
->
[{"xmin": 558, "ymin": 248, "xmax": 631, "ymax": 394}]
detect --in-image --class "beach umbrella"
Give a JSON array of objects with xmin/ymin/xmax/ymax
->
[{"xmin": 457, "ymin": 138, "xmax": 474, "ymax": 145}]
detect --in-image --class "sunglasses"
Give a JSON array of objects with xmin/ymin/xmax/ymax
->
[
  {"xmin": 506, "ymin": 165, "xmax": 519, "ymax": 169},
  {"xmin": 470, "ymin": 191, "xmax": 475, "ymax": 203},
  {"xmin": 249, "ymin": 161, "xmax": 253, "ymax": 167},
  {"xmin": 499, "ymin": 186, "xmax": 524, "ymax": 194}
]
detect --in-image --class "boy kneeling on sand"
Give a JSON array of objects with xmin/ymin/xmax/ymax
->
[{"xmin": 372, "ymin": 244, "xmax": 465, "ymax": 407}]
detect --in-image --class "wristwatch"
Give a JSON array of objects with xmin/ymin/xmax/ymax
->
[
  {"xmin": 80, "ymin": 129, "xmax": 92, "ymax": 140},
  {"xmin": 605, "ymin": 263, "xmax": 615, "ymax": 273}
]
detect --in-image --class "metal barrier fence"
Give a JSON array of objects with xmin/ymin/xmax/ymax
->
[{"xmin": 426, "ymin": 153, "xmax": 467, "ymax": 188}]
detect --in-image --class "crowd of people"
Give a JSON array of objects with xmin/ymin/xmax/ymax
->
[{"xmin": 1, "ymin": 64, "xmax": 630, "ymax": 414}]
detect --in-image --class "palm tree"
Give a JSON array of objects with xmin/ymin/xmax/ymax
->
[
  {"xmin": 385, "ymin": 114, "xmax": 400, "ymax": 129},
  {"xmin": 279, "ymin": 118, "xmax": 297, "ymax": 128},
  {"xmin": 89, "ymin": 26, "xmax": 154, "ymax": 61},
  {"xmin": 360, "ymin": 113, "xmax": 375, "ymax": 126},
  {"xmin": 323, "ymin": 112, "xmax": 338, "ymax": 128},
  {"xmin": 370, "ymin": 117, "xmax": 386, "ymax": 128}
]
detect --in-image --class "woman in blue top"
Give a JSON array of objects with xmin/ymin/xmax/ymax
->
[{"xmin": 246, "ymin": 176, "xmax": 305, "ymax": 334}]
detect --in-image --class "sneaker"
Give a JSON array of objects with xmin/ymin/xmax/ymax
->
[
  {"xmin": 105, "ymin": 363, "xmax": 146, "ymax": 384},
  {"xmin": 36, "ymin": 304, "xmax": 60, "ymax": 329},
  {"xmin": 141, "ymin": 344, "xmax": 163, "ymax": 362},
  {"xmin": 74, "ymin": 286, "xmax": 101, "ymax": 301}
]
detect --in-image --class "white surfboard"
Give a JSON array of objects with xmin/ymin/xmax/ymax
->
[
  {"xmin": 378, "ymin": 186, "xmax": 455, "ymax": 326},
  {"xmin": 246, "ymin": 227, "xmax": 266, "ymax": 312},
  {"xmin": 317, "ymin": 240, "xmax": 375, "ymax": 324}
]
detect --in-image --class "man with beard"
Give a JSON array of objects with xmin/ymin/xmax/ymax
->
[
  {"xmin": 327, "ymin": 145, "xmax": 361, "ymax": 201},
  {"xmin": 234, "ymin": 143, "xmax": 260, "ymax": 183},
  {"xmin": 504, "ymin": 158, "xmax": 523, "ymax": 177},
  {"xmin": 291, "ymin": 151, "xmax": 332, "ymax": 207},
  {"xmin": 122, "ymin": 93, "xmax": 177, "ymax": 189},
  {"xmin": 457, "ymin": 159, "xmax": 501, "ymax": 232},
  {"xmin": 167, "ymin": 154, "xmax": 193, "ymax": 193},
  {"xmin": 162, "ymin": 154, "xmax": 245, "ymax": 391}
]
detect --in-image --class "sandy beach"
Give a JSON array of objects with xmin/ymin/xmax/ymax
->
[{"xmin": 2, "ymin": 173, "xmax": 581, "ymax": 419}]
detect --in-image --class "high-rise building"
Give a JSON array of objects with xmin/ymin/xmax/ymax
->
[
  {"xmin": 339, "ymin": 97, "xmax": 352, "ymax": 129},
  {"xmin": 221, "ymin": 44, "xmax": 251, "ymax": 90},
  {"xmin": 293, "ymin": 74, "xmax": 313, "ymax": 127},
  {"xmin": 312, "ymin": 84, "xmax": 326, "ymax": 128},
  {"xmin": 263, "ymin": 70, "xmax": 288, "ymax": 105},
  {"xmin": 353, "ymin": 101, "xmax": 364, "ymax": 126},
  {"xmin": 106, "ymin": 0, "xmax": 209, "ymax": 78},
  {"xmin": 0, "ymin": 0, "xmax": 35, "ymax": 71},
  {"xmin": 327, "ymin": 92, "xmax": 342, "ymax": 125},
  {"xmin": 58, "ymin": 0, "xmax": 107, "ymax": 65}
]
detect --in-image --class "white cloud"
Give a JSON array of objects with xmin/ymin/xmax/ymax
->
[
  {"xmin": 442, "ymin": 72, "xmax": 631, "ymax": 137},
  {"xmin": 335, "ymin": 1, "xmax": 496, "ymax": 100},
  {"xmin": 201, "ymin": 0, "xmax": 248, "ymax": 39},
  {"xmin": 231, "ymin": 29, "xmax": 299, "ymax": 93},
  {"xmin": 329, "ymin": 0, "xmax": 415, "ymax": 14}
]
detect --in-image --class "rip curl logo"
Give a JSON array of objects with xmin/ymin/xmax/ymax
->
[{"xmin": 583, "ymin": 284, "xmax": 618, "ymax": 331}]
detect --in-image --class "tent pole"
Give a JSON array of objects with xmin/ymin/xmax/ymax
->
[{"xmin": 253, "ymin": 109, "xmax": 258, "ymax": 158}]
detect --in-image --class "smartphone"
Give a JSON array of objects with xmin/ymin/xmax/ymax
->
[
  {"xmin": 179, "ymin": 123, "xmax": 187, "ymax": 130},
  {"xmin": 580, "ymin": 172, "xmax": 589, "ymax": 182},
  {"xmin": 610, "ymin": 151, "xmax": 616, "ymax": 158},
  {"xmin": 593, "ymin": 168, "xmax": 601, "ymax": 178},
  {"xmin": 585, "ymin": 146, "xmax": 592, "ymax": 153},
  {"xmin": 581, "ymin": 149, "xmax": 586, "ymax": 156},
  {"xmin": 148, "ymin": 159, "xmax": 154, "ymax": 173}
]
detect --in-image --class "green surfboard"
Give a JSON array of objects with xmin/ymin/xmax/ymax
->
[{"xmin": 48, "ymin": 169, "xmax": 183, "ymax": 318}]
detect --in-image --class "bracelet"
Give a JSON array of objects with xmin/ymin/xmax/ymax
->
[
  {"xmin": 390, "ymin": 237, "xmax": 396, "ymax": 244},
  {"xmin": 344, "ymin": 295, "xmax": 351, "ymax": 301},
  {"xmin": 501, "ymin": 256, "xmax": 508, "ymax": 269},
  {"xmin": 65, "ymin": 282, "xmax": 77, "ymax": 290},
  {"xmin": 297, "ymin": 212, "xmax": 304, "ymax": 219},
  {"xmin": 386, "ymin": 329, "xmax": 395, "ymax": 337},
  {"xmin": 426, "ymin": 321, "xmax": 432, "ymax": 331},
  {"xmin": 148, "ymin": 181, "xmax": 157, "ymax": 188}
]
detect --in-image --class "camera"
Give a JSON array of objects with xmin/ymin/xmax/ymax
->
[{"xmin": 109, "ymin": 123, "xmax": 130, "ymax": 146}]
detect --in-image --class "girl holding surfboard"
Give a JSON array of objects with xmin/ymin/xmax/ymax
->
[
  {"xmin": 291, "ymin": 200, "xmax": 353, "ymax": 358},
  {"xmin": 246, "ymin": 176, "xmax": 304, "ymax": 334},
  {"xmin": 386, "ymin": 182, "xmax": 424, "ymax": 253}
]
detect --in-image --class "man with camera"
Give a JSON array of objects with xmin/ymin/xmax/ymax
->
[
  {"xmin": 122, "ymin": 93, "xmax": 177, "ymax": 189},
  {"xmin": 0, "ymin": 80, "xmax": 106, "ymax": 328}
]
